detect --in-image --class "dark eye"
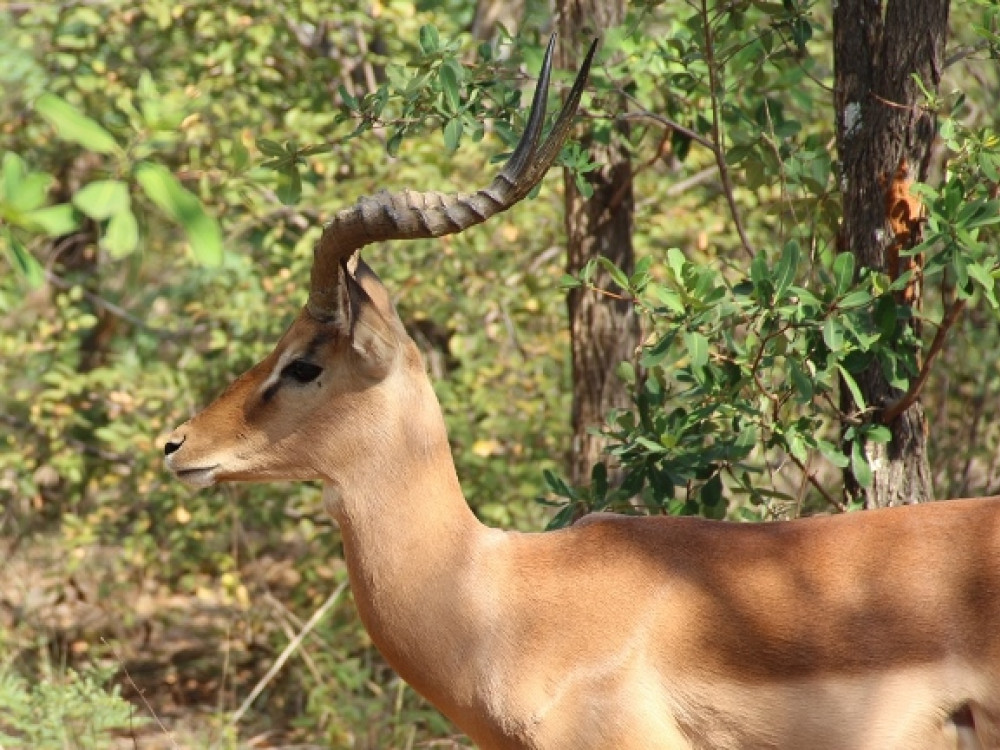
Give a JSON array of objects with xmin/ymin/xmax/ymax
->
[{"xmin": 281, "ymin": 359, "xmax": 323, "ymax": 384}]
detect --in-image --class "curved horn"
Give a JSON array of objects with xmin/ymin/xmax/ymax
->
[{"xmin": 307, "ymin": 35, "xmax": 599, "ymax": 321}]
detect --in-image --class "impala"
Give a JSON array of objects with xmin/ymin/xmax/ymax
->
[{"xmin": 164, "ymin": 36, "xmax": 1000, "ymax": 749}]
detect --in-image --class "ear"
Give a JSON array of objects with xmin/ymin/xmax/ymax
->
[
  {"xmin": 345, "ymin": 265, "xmax": 399, "ymax": 376},
  {"xmin": 351, "ymin": 257, "xmax": 405, "ymax": 331}
]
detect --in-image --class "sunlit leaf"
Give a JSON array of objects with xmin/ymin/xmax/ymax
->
[
  {"xmin": 3, "ymin": 230, "xmax": 44, "ymax": 288},
  {"xmin": 837, "ymin": 364, "xmax": 866, "ymax": 412},
  {"xmin": 103, "ymin": 209, "xmax": 139, "ymax": 257},
  {"xmin": 823, "ymin": 318, "xmax": 843, "ymax": 351},
  {"xmin": 73, "ymin": 180, "xmax": 130, "ymax": 220},
  {"xmin": 276, "ymin": 167, "xmax": 302, "ymax": 205},
  {"xmin": 2, "ymin": 153, "xmax": 52, "ymax": 213},
  {"xmin": 24, "ymin": 204, "xmax": 80, "ymax": 236},
  {"xmin": 851, "ymin": 440, "xmax": 873, "ymax": 488},
  {"xmin": 35, "ymin": 93, "xmax": 119, "ymax": 154},
  {"xmin": 443, "ymin": 117, "xmax": 462, "ymax": 153},
  {"xmin": 832, "ymin": 252, "xmax": 855, "ymax": 295},
  {"xmin": 419, "ymin": 24, "xmax": 439, "ymax": 55},
  {"xmin": 439, "ymin": 58, "xmax": 462, "ymax": 112},
  {"xmin": 135, "ymin": 162, "xmax": 222, "ymax": 266}
]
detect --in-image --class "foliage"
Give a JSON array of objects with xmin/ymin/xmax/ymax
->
[
  {"xmin": 545, "ymin": 0, "xmax": 1000, "ymax": 523},
  {"xmin": 0, "ymin": 661, "xmax": 138, "ymax": 749}
]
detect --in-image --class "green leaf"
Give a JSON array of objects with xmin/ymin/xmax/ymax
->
[
  {"xmin": 542, "ymin": 468, "xmax": 575, "ymax": 500},
  {"xmin": 965, "ymin": 200, "xmax": 1000, "ymax": 229},
  {"xmin": 4, "ymin": 230, "xmax": 44, "ymax": 288},
  {"xmin": 257, "ymin": 138, "xmax": 286, "ymax": 158},
  {"xmin": 833, "ymin": 252, "xmax": 855, "ymax": 295},
  {"xmin": 774, "ymin": 240, "xmax": 799, "ymax": 302},
  {"xmin": 35, "ymin": 93, "xmax": 119, "ymax": 154},
  {"xmin": 591, "ymin": 462, "xmax": 608, "ymax": 503},
  {"xmin": 337, "ymin": 84, "xmax": 358, "ymax": 111},
  {"xmin": 837, "ymin": 364, "xmax": 866, "ymax": 412},
  {"xmin": 666, "ymin": 247, "xmax": 686, "ymax": 281},
  {"xmin": 685, "ymin": 331, "xmax": 709, "ymax": 369},
  {"xmin": 979, "ymin": 152, "xmax": 1000, "ymax": 183},
  {"xmin": 967, "ymin": 262, "xmax": 998, "ymax": 308},
  {"xmin": 443, "ymin": 117, "xmax": 462, "ymax": 153},
  {"xmin": 789, "ymin": 360, "xmax": 813, "ymax": 402},
  {"xmin": 817, "ymin": 439, "xmax": 850, "ymax": 469},
  {"xmin": 851, "ymin": 440, "xmax": 873, "ymax": 488},
  {"xmin": 652, "ymin": 284, "xmax": 685, "ymax": 314},
  {"xmin": 597, "ymin": 256, "xmax": 629, "ymax": 291},
  {"xmin": 874, "ymin": 295, "xmax": 897, "ymax": 338},
  {"xmin": 2, "ymin": 153, "xmax": 52, "ymax": 213},
  {"xmin": 386, "ymin": 129, "xmax": 404, "ymax": 158},
  {"xmin": 641, "ymin": 331, "xmax": 676, "ymax": 368},
  {"xmin": 102, "ymin": 210, "xmax": 138, "ymax": 257},
  {"xmin": 616, "ymin": 360, "xmax": 636, "ymax": 385},
  {"xmin": 701, "ymin": 473, "xmax": 723, "ymax": 507},
  {"xmin": 865, "ymin": 425, "xmax": 892, "ymax": 444},
  {"xmin": 135, "ymin": 162, "xmax": 222, "ymax": 266},
  {"xmin": 231, "ymin": 138, "xmax": 250, "ymax": 172},
  {"xmin": 823, "ymin": 317, "xmax": 844, "ymax": 351},
  {"xmin": 750, "ymin": 249, "xmax": 769, "ymax": 295},
  {"xmin": 419, "ymin": 24, "xmax": 439, "ymax": 55},
  {"xmin": 439, "ymin": 58, "xmax": 462, "ymax": 112},
  {"xmin": 73, "ymin": 180, "xmax": 130, "ymax": 220},
  {"xmin": 838, "ymin": 289, "xmax": 872, "ymax": 308},
  {"xmin": 276, "ymin": 167, "xmax": 302, "ymax": 205},
  {"xmin": 559, "ymin": 273, "xmax": 583, "ymax": 289},
  {"xmin": 635, "ymin": 436, "xmax": 668, "ymax": 454},
  {"xmin": 1, "ymin": 152, "xmax": 25, "ymax": 202},
  {"xmin": 24, "ymin": 204, "xmax": 80, "ymax": 236}
]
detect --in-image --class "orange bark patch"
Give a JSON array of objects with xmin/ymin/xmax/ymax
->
[{"xmin": 882, "ymin": 158, "xmax": 924, "ymax": 309}]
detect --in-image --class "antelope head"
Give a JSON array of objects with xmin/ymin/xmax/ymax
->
[{"xmin": 163, "ymin": 37, "xmax": 596, "ymax": 492}]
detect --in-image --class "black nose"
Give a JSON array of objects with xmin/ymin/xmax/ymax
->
[{"xmin": 164, "ymin": 436, "xmax": 185, "ymax": 456}]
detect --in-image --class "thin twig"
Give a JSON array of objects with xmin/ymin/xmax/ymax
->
[
  {"xmin": 881, "ymin": 297, "xmax": 967, "ymax": 424},
  {"xmin": 944, "ymin": 40, "xmax": 992, "ymax": 68},
  {"xmin": 665, "ymin": 166, "xmax": 718, "ymax": 197},
  {"xmin": 102, "ymin": 638, "xmax": 181, "ymax": 750},
  {"xmin": 700, "ymin": 0, "xmax": 754, "ymax": 259},
  {"xmin": 788, "ymin": 454, "xmax": 847, "ymax": 512},
  {"xmin": 604, "ymin": 127, "xmax": 672, "ymax": 216},
  {"xmin": 230, "ymin": 581, "xmax": 348, "ymax": 725},
  {"xmin": 618, "ymin": 110, "xmax": 715, "ymax": 151},
  {"xmin": 43, "ymin": 270, "xmax": 188, "ymax": 339},
  {"xmin": 582, "ymin": 284, "xmax": 636, "ymax": 303}
]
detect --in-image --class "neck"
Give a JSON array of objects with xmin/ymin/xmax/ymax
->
[{"xmin": 321, "ymin": 373, "xmax": 489, "ymax": 711}]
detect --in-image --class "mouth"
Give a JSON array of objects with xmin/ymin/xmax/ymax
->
[{"xmin": 173, "ymin": 465, "xmax": 220, "ymax": 488}]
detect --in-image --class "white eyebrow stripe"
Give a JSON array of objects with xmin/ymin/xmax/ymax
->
[{"xmin": 259, "ymin": 350, "xmax": 302, "ymax": 395}]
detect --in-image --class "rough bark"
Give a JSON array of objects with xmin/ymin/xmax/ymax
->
[
  {"xmin": 555, "ymin": 2, "xmax": 640, "ymax": 487},
  {"xmin": 833, "ymin": 0, "xmax": 950, "ymax": 507}
]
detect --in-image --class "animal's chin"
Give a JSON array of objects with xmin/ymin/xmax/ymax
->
[{"xmin": 174, "ymin": 465, "xmax": 220, "ymax": 488}]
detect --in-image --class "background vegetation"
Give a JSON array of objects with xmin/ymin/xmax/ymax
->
[{"xmin": 1, "ymin": 0, "xmax": 998, "ymax": 747}]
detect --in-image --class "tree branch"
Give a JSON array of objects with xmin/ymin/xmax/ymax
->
[
  {"xmin": 44, "ymin": 270, "xmax": 190, "ymax": 340},
  {"xmin": 880, "ymin": 297, "xmax": 966, "ymax": 424},
  {"xmin": 788, "ymin": 452, "xmax": 847, "ymax": 512},
  {"xmin": 700, "ymin": 0, "xmax": 754, "ymax": 260}
]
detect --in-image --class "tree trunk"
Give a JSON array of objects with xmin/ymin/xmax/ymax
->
[
  {"xmin": 833, "ymin": 0, "xmax": 949, "ymax": 507},
  {"xmin": 470, "ymin": 0, "xmax": 524, "ymax": 41},
  {"xmin": 555, "ymin": 2, "xmax": 640, "ymax": 487}
]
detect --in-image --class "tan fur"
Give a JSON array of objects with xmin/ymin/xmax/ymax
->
[{"xmin": 166, "ymin": 265, "xmax": 1000, "ymax": 749}]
